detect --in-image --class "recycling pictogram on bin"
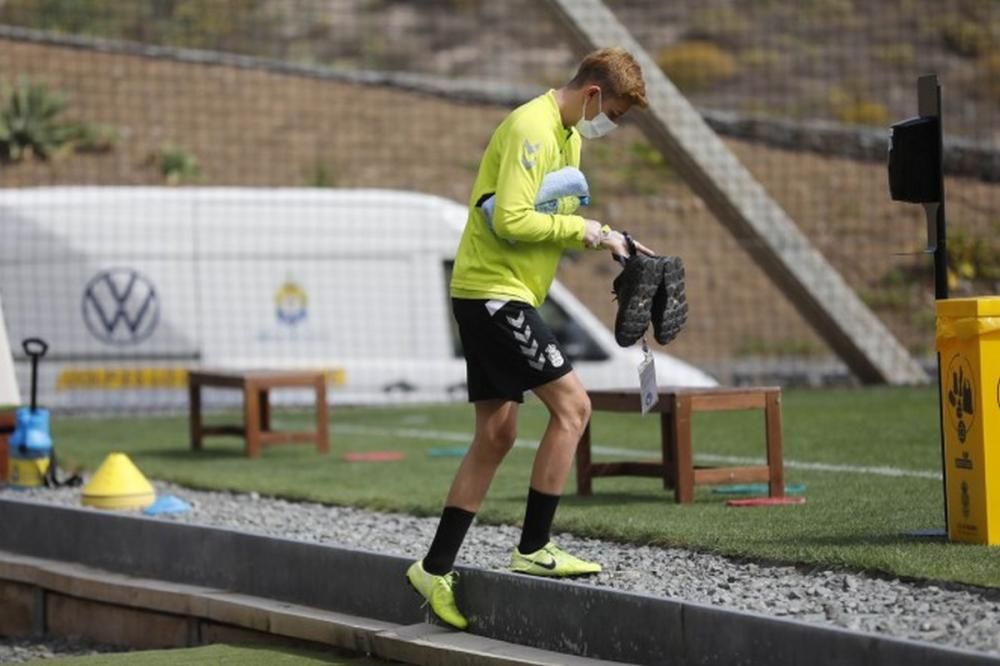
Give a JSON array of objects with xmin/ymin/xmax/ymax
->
[{"xmin": 946, "ymin": 354, "xmax": 975, "ymax": 444}]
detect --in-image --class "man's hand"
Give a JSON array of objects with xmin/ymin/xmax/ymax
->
[
  {"xmin": 604, "ymin": 230, "xmax": 654, "ymax": 259},
  {"xmin": 583, "ymin": 219, "xmax": 604, "ymax": 249},
  {"xmin": 583, "ymin": 220, "xmax": 655, "ymax": 257}
]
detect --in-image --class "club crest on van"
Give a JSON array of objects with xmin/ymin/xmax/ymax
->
[
  {"xmin": 82, "ymin": 268, "xmax": 160, "ymax": 346},
  {"xmin": 275, "ymin": 280, "xmax": 308, "ymax": 326}
]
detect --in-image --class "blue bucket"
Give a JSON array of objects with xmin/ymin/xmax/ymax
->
[{"xmin": 9, "ymin": 407, "xmax": 52, "ymax": 487}]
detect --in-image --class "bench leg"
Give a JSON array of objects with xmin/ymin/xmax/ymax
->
[
  {"xmin": 259, "ymin": 389, "xmax": 271, "ymax": 433},
  {"xmin": 244, "ymin": 381, "xmax": 262, "ymax": 458},
  {"xmin": 576, "ymin": 421, "xmax": 593, "ymax": 496},
  {"xmin": 766, "ymin": 390, "xmax": 785, "ymax": 498},
  {"xmin": 659, "ymin": 411, "xmax": 675, "ymax": 490},
  {"xmin": 316, "ymin": 376, "xmax": 330, "ymax": 454},
  {"xmin": 189, "ymin": 381, "xmax": 203, "ymax": 451},
  {"xmin": 672, "ymin": 395, "xmax": 694, "ymax": 503}
]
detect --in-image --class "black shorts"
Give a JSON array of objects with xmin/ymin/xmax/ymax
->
[{"xmin": 452, "ymin": 298, "xmax": 574, "ymax": 403}]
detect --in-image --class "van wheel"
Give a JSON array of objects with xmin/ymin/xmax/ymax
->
[{"xmin": 383, "ymin": 380, "xmax": 417, "ymax": 393}]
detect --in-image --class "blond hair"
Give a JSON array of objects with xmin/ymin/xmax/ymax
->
[{"xmin": 568, "ymin": 47, "xmax": 648, "ymax": 109}]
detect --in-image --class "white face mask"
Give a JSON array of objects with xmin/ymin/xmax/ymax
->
[{"xmin": 576, "ymin": 89, "xmax": 618, "ymax": 139}]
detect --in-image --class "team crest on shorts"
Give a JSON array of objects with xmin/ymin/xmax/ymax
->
[{"xmin": 545, "ymin": 344, "xmax": 565, "ymax": 368}]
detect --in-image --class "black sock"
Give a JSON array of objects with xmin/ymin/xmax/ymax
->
[
  {"xmin": 518, "ymin": 487, "xmax": 560, "ymax": 554},
  {"xmin": 422, "ymin": 506, "xmax": 475, "ymax": 575}
]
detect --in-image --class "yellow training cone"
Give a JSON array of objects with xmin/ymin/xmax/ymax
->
[{"xmin": 82, "ymin": 453, "xmax": 155, "ymax": 510}]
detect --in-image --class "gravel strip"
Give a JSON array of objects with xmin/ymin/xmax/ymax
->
[
  {"xmin": 0, "ymin": 636, "xmax": 127, "ymax": 663},
  {"xmin": 3, "ymin": 482, "xmax": 1000, "ymax": 658}
]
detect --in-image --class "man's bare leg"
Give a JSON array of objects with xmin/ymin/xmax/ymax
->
[
  {"xmin": 419, "ymin": 399, "xmax": 519, "ymax": 577},
  {"xmin": 509, "ymin": 371, "xmax": 600, "ymax": 575},
  {"xmin": 445, "ymin": 399, "xmax": 519, "ymax": 510},
  {"xmin": 529, "ymin": 371, "xmax": 591, "ymax": 494},
  {"xmin": 407, "ymin": 399, "xmax": 520, "ymax": 631}
]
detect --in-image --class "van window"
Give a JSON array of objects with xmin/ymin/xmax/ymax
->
[
  {"xmin": 536, "ymin": 298, "xmax": 609, "ymax": 362},
  {"xmin": 443, "ymin": 262, "xmax": 608, "ymax": 362}
]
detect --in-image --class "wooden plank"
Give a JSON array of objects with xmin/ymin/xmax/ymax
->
[
  {"xmin": 659, "ymin": 411, "xmax": 675, "ymax": 491},
  {"xmin": 587, "ymin": 391, "xmax": 660, "ymax": 413},
  {"xmin": 664, "ymin": 386, "xmax": 780, "ymax": 396},
  {"xmin": 589, "ymin": 462, "xmax": 664, "ymax": 478},
  {"xmin": 589, "ymin": 387, "xmax": 776, "ymax": 413},
  {"xmin": 200, "ymin": 426, "xmax": 245, "ymax": 437},
  {"xmin": 245, "ymin": 372, "xmax": 325, "ymax": 388},
  {"xmin": 259, "ymin": 390, "xmax": 271, "ymax": 432},
  {"xmin": 188, "ymin": 382, "xmax": 203, "ymax": 450},
  {"xmin": 258, "ymin": 432, "xmax": 321, "ymax": 446},
  {"xmin": 46, "ymin": 593, "xmax": 189, "ymax": 650},
  {"xmin": 765, "ymin": 390, "xmax": 785, "ymax": 498},
  {"xmin": 244, "ymin": 381, "xmax": 261, "ymax": 458},
  {"xmin": 672, "ymin": 395, "xmax": 694, "ymax": 503},
  {"xmin": 694, "ymin": 466, "xmax": 771, "ymax": 486},
  {"xmin": 187, "ymin": 371, "xmax": 245, "ymax": 389},
  {"xmin": 190, "ymin": 370, "xmax": 325, "ymax": 389},
  {"xmin": 541, "ymin": 0, "xmax": 927, "ymax": 386},
  {"xmin": 689, "ymin": 392, "xmax": 766, "ymax": 412},
  {"xmin": 315, "ymin": 377, "xmax": 330, "ymax": 454},
  {"xmin": 0, "ymin": 579, "xmax": 35, "ymax": 637}
]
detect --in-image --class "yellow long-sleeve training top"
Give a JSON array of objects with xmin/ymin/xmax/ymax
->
[{"xmin": 450, "ymin": 90, "xmax": 586, "ymax": 308}]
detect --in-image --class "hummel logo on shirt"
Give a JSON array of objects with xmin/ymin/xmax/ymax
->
[{"xmin": 521, "ymin": 139, "xmax": 540, "ymax": 170}]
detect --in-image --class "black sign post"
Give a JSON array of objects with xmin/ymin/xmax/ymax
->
[{"xmin": 888, "ymin": 74, "xmax": 948, "ymax": 537}]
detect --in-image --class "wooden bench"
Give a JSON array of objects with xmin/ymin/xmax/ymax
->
[
  {"xmin": 0, "ymin": 409, "xmax": 14, "ymax": 483},
  {"xmin": 188, "ymin": 370, "xmax": 329, "ymax": 458},
  {"xmin": 576, "ymin": 387, "xmax": 784, "ymax": 503}
]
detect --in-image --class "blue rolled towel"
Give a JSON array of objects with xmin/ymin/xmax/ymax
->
[
  {"xmin": 479, "ymin": 166, "xmax": 590, "ymax": 240},
  {"xmin": 534, "ymin": 166, "xmax": 591, "ymax": 211}
]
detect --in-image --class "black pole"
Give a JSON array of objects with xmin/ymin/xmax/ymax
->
[
  {"xmin": 919, "ymin": 75, "xmax": 948, "ymax": 301},
  {"xmin": 29, "ymin": 354, "xmax": 38, "ymax": 413},
  {"xmin": 934, "ymin": 203, "xmax": 948, "ymax": 300},
  {"xmin": 918, "ymin": 74, "xmax": 949, "ymax": 535},
  {"xmin": 21, "ymin": 338, "xmax": 48, "ymax": 414}
]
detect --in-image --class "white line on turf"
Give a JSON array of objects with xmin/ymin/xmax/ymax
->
[{"xmin": 333, "ymin": 423, "xmax": 943, "ymax": 480}]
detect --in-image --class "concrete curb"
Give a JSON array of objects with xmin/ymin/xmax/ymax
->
[
  {"xmin": 0, "ymin": 497, "xmax": 997, "ymax": 665},
  {"xmin": 0, "ymin": 550, "xmax": 621, "ymax": 664},
  {"xmin": 0, "ymin": 550, "xmax": 394, "ymax": 653}
]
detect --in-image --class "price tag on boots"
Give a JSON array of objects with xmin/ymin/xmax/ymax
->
[{"xmin": 638, "ymin": 339, "xmax": 658, "ymax": 415}]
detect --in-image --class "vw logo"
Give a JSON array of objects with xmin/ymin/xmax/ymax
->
[{"xmin": 81, "ymin": 268, "xmax": 160, "ymax": 346}]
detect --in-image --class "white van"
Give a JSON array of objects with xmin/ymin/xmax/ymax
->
[{"xmin": 0, "ymin": 187, "xmax": 715, "ymax": 412}]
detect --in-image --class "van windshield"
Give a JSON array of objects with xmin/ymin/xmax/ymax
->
[{"xmin": 443, "ymin": 262, "xmax": 608, "ymax": 362}]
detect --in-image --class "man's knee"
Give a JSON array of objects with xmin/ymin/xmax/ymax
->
[
  {"xmin": 476, "ymin": 418, "xmax": 518, "ymax": 460},
  {"xmin": 554, "ymin": 389, "xmax": 590, "ymax": 436}
]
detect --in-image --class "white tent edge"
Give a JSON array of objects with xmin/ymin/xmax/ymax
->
[{"xmin": 0, "ymin": 293, "xmax": 22, "ymax": 407}]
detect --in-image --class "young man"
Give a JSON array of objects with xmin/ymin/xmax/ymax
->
[{"xmin": 406, "ymin": 47, "xmax": 652, "ymax": 630}]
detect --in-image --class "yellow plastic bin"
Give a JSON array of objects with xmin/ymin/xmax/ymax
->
[{"xmin": 936, "ymin": 296, "xmax": 1000, "ymax": 545}]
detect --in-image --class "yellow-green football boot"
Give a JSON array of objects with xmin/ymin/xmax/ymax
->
[
  {"xmin": 510, "ymin": 542, "xmax": 602, "ymax": 577},
  {"xmin": 406, "ymin": 560, "xmax": 468, "ymax": 630}
]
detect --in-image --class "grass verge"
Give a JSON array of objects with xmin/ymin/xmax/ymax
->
[{"xmin": 47, "ymin": 386, "xmax": 1000, "ymax": 589}]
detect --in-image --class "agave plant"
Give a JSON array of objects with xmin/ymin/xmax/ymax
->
[
  {"xmin": 157, "ymin": 144, "xmax": 201, "ymax": 184},
  {"xmin": 0, "ymin": 78, "xmax": 78, "ymax": 161}
]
